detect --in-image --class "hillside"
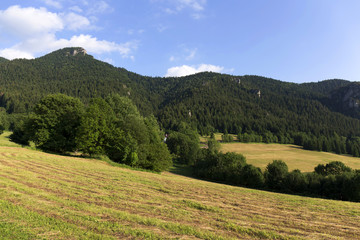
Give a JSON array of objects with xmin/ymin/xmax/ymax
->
[
  {"xmin": 0, "ymin": 57, "xmax": 8, "ymax": 64},
  {"xmin": 1, "ymin": 47, "xmax": 360, "ymax": 139},
  {"xmin": 0, "ymin": 133, "xmax": 359, "ymax": 239}
]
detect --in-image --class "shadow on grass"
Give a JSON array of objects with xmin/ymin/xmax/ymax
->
[{"xmin": 169, "ymin": 161, "xmax": 195, "ymax": 178}]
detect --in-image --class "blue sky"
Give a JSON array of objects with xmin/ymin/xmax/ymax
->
[{"xmin": 0, "ymin": 0, "xmax": 359, "ymax": 83}]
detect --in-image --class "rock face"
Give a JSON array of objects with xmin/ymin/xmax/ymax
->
[
  {"xmin": 342, "ymin": 88, "xmax": 360, "ymax": 109},
  {"xmin": 330, "ymin": 82, "xmax": 360, "ymax": 116},
  {"xmin": 65, "ymin": 48, "xmax": 87, "ymax": 56}
]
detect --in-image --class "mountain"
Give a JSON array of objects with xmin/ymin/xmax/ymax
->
[
  {"xmin": 0, "ymin": 56, "xmax": 8, "ymax": 63},
  {"xmin": 0, "ymin": 47, "xmax": 154, "ymax": 114},
  {"xmin": 1, "ymin": 47, "xmax": 360, "ymax": 139}
]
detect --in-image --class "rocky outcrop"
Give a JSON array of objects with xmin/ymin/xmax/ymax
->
[
  {"xmin": 65, "ymin": 47, "xmax": 87, "ymax": 56},
  {"xmin": 330, "ymin": 82, "xmax": 360, "ymax": 113}
]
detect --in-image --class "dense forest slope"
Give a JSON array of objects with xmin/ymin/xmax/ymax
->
[{"xmin": 1, "ymin": 47, "xmax": 360, "ymax": 138}]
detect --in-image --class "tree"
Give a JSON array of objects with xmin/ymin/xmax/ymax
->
[
  {"xmin": 166, "ymin": 122, "xmax": 199, "ymax": 165},
  {"xmin": 221, "ymin": 132, "xmax": 233, "ymax": 142},
  {"xmin": 264, "ymin": 160, "xmax": 289, "ymax": 190},
  {"xmin": 27, "ymin": 94, "xmax": 84, "ymax": 153},
  {"xmin": 286, "ymin": 169, "xmax": 307, "ymax": 193},
  {"xmin": 78, "ymin": 95, "xmax": 172, "ymax": 172},
  {"xmin": 207, "ymin": 134, "xmax": 220, "ymax": 153},
  {"xmin": 315, "ymin": 161, "xmax": 352, "ymax": 176},
  {"xmin": 76, "ymin": 98, "xmax": 116, "ymax": 155},
  {"xmin": 240, "ymin": 164, "xmax": 265, "ymax": 188}
]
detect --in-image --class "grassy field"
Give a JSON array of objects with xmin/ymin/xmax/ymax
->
[
  {"xmin": 220, "ymin": 142, "xmax": 360, "ymax": 172},
  {"xmin": 0, "ymin": 133, "xmax": 360, "ymax": 239}
]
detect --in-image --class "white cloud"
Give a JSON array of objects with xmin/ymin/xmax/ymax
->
[
  {"xmin": 191, "ymin": 13, "xmax": 204, "ymax": 20},
  {"xmin": 170, "ymin": 46, "xmax": 197, "ymax": 62},
  {"xmin": 8, "ymin": 33, "xmax": 138, "ymax": 57},
  {"xmin": 0, "ymin": 48, "xmax": 34, "ymax": 59},
  {"xmin": 157, "ymin": 24, "xmax": 168, "ymax": 32},
  {"xmin": 185, "ymin": 48, "xmax": 197, "ymax": 60},
  {"xmin": 165, "ymin": 64, "xmax": 224, "ymax": 77},
  {"xmin": 0, "ymin": 5, "xmax": 63, "ymax": 37},
  {"xmin": 55, "ymin": 34, "xmax": 138, "ymax": 56},
  {"xmin": 69, "ymin": 6, "xmax": 83, "ymax": 13},
  {"xmin": 175, "ymin": 0, "xmax": 206, "ymax": 11},
  {"xmin": 87, "ymin": 1, "xmax": 112, "ymax": 15},
  {"xmin": 152, "ymin": 0, "xmax": 206, "ymax": 19},
  {"xmin": 63, "ymin": 12, "xmax": 91, "ymax": 30},
  {"xmin": 0, "ymin": 6, "xmax": 138, "ymax": 60},
  {"xmin": 43, "ymin": 0, "xmax": 62, "ymax": 9},
  {"xmin": 101, "ymin": 58, "xmax": 114, "ymax": 65}
]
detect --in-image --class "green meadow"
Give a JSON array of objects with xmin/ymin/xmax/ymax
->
[
  {"xmin": 0, "ymin": 132, "xmax": 359, "ymax": 239},
  {"xmin": 221, "ymin": 142, "xmax": 360, "ymax": 172}
]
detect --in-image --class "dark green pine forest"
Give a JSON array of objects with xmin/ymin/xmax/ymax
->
[{"xmin": 1, "ymin": 47, "xmax": 360, "ymax": 155}]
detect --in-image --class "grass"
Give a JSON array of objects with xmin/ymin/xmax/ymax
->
[
  {"xmin": 0, "ymin": 131, "xmax": 21, "ymax": 147},
  {"xmin": 0, "ymin": 133, "xmax": 359, "ymax": 239},
  {"xmin": 220, "ymin": 142, "xmax": 360, "ymax": 172}
]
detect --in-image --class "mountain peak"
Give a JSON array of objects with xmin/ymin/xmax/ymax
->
[{"xmin": 64, "ymin": 47, "xmax": 87, "ymax": 56}]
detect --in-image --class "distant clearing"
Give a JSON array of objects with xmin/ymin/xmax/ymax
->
[
  {"xmin": 0, "ymin": 133, "xmax": 359, "ymax": 239},
  {"xmin": 221, "ymin": 142, "xmax": 360, "ymax": 172}
]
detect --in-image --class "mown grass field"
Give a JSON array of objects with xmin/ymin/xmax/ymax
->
[
  {"xmin": 220, "ymin": 142, "xmax": 360, "ymax": 172},
  {"xmin": 0, "ymin": 132, "xmax": 360, "ymax": 239}
]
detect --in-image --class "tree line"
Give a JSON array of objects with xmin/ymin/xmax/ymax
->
[
  {"xmin": 235, "ymin": 131, "xmax": 360, "ymax": 157},
  {"xmin": 166, "ymin": 127, "xmax": 360, "ymax": 202}
]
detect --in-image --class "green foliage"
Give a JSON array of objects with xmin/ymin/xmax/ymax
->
[
  {"xmin": 207, "ymin": 135, "xmax": 220, "ymax": 153},
  {"xmin": 221, "ymin": 133, "xmax": 233, "ymax": 142},
  {"xmin": 315, "ymin": 161, "xmax": 352, "ymax": 176},
  {"xmin": 26, "ymin": 94, "xmax": 84, "ymax": 153},
  {"xmin": 166, "ymin": 122, "xmax": 199, "ymax": 165},
  {"xmin": 78, "ymin": 95, "xmax": 173, "ymax": 172},
  {"xmin": 264, "ymin": 160, "xmax": 289, "ymax": 190},
  {"xmin": 9, "ymin": 93, "xmax": 172, "ymax": 172},
  {"xmin": 76, "ymin": 98, "xmax": 116, "ymax": 155},
  {"xmin": 194, "ymin": 150, "xmax": 246, "ymax": 183},
  {"xmin": 239, "ymin": 165, "xmax": 265, "ymax": 188},
  {"xmin": 286, "ymin": 169, "xmax": 307, "ymax": 193}
]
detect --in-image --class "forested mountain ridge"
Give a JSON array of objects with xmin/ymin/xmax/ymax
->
[
  {"xmin": 300, "ymin": 79, "xmax": 351, "ymax": 95},
  {"xmin": 0, "ymin": 48, "xmax": 154, "ymax": 114},
  {"xmin": 0, "ymin": 47, "xmax": 359, "ymax": 139}
]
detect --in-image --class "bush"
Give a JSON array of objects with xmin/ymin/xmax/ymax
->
[{"xmin": 221, "ymin": 133, "xmax": 233, "ymax": 142}]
